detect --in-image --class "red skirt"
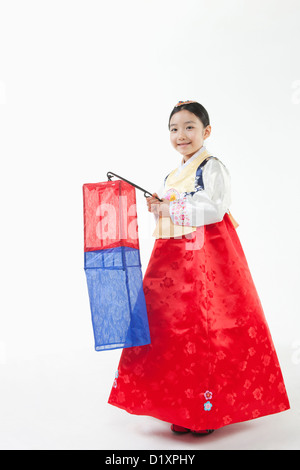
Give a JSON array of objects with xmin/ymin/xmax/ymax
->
[{"xmin": 108, "ymin": 213, "xmax": 290, "ymax": 430}]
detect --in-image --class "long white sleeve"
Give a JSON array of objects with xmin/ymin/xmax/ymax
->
[{"xmin": 168, "ymin": 157, "xmax": 231, "ymax": 227}]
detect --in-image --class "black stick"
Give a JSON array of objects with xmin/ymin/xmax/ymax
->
[{"xmin": 107, "ymin": 171, "xmax": 163, "ymax": 201}]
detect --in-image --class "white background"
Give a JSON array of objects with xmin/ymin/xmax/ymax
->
[{"xmin": 0, "ymin": 0, "xmax": 299, "ymax": 450}]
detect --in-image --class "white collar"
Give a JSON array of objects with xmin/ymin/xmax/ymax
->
[{"xmin": 176, "ymin": 145, "xmax": 207, "ymax": 175}]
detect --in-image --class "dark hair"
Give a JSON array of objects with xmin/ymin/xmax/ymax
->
[{"xmin": 168, "ymin": 102, "xmax": 210, "ymax": 130}]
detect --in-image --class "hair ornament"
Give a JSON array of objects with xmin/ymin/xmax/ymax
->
[{"xmin": 174, "ymin": 100, "xmax": 197, "ymax": 108}]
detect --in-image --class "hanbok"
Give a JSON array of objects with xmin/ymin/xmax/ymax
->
[{"xmin": 108, "ymin": 146, "xmax": 290, "ymax": 430}]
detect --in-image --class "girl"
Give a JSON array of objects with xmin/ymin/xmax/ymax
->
[{"xmin": 108, "ymin": 100, "xmax": 290, "ymax": 435}]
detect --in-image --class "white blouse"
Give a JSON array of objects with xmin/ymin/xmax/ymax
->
[{"xmin": 164, "ymin": 155, "xmax": 232, "ymax": 227}]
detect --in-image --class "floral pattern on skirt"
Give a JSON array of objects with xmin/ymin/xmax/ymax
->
[{"xmin": 108, "ymin": 213, "xmax": 290, "ymax": 430}]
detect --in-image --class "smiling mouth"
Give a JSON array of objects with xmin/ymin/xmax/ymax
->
[{"xmin": 178, "ymin": 143, "xmax": 191, "ymax": 146}]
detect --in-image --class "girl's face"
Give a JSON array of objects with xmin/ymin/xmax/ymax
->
[{"xmin": 169, "ymin": 109, "xmax": 211, "ymax": 160}]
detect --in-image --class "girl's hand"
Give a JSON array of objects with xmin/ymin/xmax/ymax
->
[
  {"xmin": 146, "ymin": 193, "xmax": 160, "ymax": 213},
  {"xmin": 146, "ymin": 193, "xmax": 171, "ymax": 218}
]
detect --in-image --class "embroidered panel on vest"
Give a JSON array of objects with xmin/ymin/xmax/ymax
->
[{"xmin": 182, "ymin": 156, "xmax": 214, "ymax": 197}]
